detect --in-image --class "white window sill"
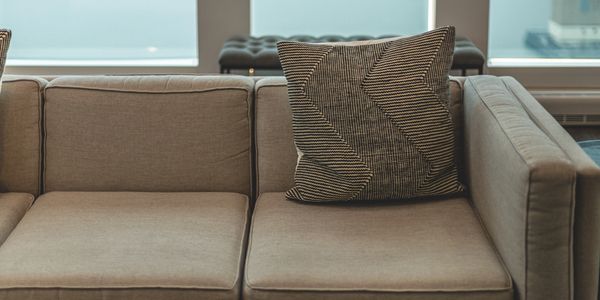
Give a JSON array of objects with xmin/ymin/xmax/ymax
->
[
  {"xmin": 489, "ymin": 58, "xmax": 600, "ymax": 68},
  {"xmin": 5, "ymin": 58, "xmax": 199, "ymax": 67}
]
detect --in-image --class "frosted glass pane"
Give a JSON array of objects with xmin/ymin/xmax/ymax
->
[
  {"xmin": 489, "ymin": 0, "xmax": 600, "ymax": 67},
  {"xmin": 0, "ymin": 0, "xmax": 197, "ymax": 66},
  {"xmin": 251, "ymin": 0, "xmax": 429, "ymax": 37}
]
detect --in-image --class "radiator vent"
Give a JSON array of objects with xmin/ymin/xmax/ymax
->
[
  {"xmin": 586, "ymin": 115, "xmax": 600, "ymax": 123},
  {"xmin": 531, "ymin": 89, "xmax": 600, "ymax": 126},
  {"xmin": 551, "ymin": 114, "xmax": 600, "ymax": 126}
]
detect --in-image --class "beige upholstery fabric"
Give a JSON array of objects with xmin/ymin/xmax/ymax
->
[
  {"xmin": 44, "ymin": 75, "xmax": 253, "ymax": 195},
  {"xmin": 254, "ymin": 77, "xmax": 296, "ymax": 195},
  {"xmin": 464, "ymin": 76, "xmax": 576, "ymax": 300},
  {"xmin": 254, "ymin": 77, "xmax": 466, "ymax": 195},
  {"xmin": 0, "ymin": 76, "xmax": 45, "ymax": 196},
  {"xmin": 244, "ymin": 193, "xmax": 512, "ymax": 300},
  {"xmin": 0, "ymin": 289, "xmax": 244, "ymax": 300},
  {"xmin": 0, "ymin": 193, "xmax": 33, "ymax": 246},
  {"xmin": 500, "ymin": 76, "xmax": 600, "ymax": 300},
  {"xmin": 0, "ymin": 192, "xmax": 249, "ymax": 300}
]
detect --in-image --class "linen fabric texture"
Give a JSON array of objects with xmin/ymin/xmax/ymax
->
[{"xmin": 277, "ymin": 26, "xmax": 464, "ymax": 202}]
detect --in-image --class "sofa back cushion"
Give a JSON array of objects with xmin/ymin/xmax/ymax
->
[
  {"xmin": 0, "ymin": 76, "xmax": 46, "ymax": 196},
  {"xmin": 255, "ymin": 76, "xmax": 465, "ymax": 194},
  {"xmin": 44, "ymin": 75, "xmax": 253, "ymax": 195}
]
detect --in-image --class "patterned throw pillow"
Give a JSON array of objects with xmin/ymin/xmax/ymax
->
[
  {"xmin": 0, "ymin": 30, "xmax": 11, "ymax": 93},
  {"xmin": 278, "ymin": 26, "xmax": 464, "ymax": 202}
]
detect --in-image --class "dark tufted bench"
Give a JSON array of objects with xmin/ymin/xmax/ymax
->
[{"xmin": 219, "ymin": 35, "xmax": 485, "ymax": 75}]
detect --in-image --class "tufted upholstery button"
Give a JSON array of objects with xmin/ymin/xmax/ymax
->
[
  {"xmin": 348, "ymin": 35, "xmax": 377, "ymax": 41},
  {"xmin": 290, "ymin": 35, "xmax": 317, "ymax": 42},
  {"xmin": 219, "ymin": 35, "xmax": 485, "ymax": 74},
  {"xmin": 247, "ymin": 46, "xmax": 263, "ymax": 53},
  {"xmin": 227, "ymin": 35, "xmax": 249, "ymax": 43},
  {"xmin": 225, "ymin": 43, "xmax": 247, "ymax": 49},
  {"xmin": 262, "ymin": 35, "xmax": 285, "ymax": 42},
  {"xmin": 319, "ymin": 35, "xmax": 344, "ymax": 43}
]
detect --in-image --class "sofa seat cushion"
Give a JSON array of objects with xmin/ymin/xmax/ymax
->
[
  {"xmin": 0, "ymin": 192, "xmax": 250, "ymax": 300},
  {"xmin": 244, "ymin": 193, "xmax": 513, "ymax": 300}
]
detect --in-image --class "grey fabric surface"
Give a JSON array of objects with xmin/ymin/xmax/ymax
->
[
  {"xmin": 501, "ymin": 76, "xmax": 600, "ymax": 300},
  {"xmin": 0, "ymin": 192, "xmax": 250, "ymax": 300},
  {"xmin": 0, "ymin": 76, "xmax": 46, "ymax": 196},
  {"xmin": 244, "ymin": 193, "xmax": 512, "ymax": 300},
  {"xmin": 0, "ymin": 193, "xmax": 34, "ymax": 247},
  {"xmin": 44, "ymin": 75, "xmax": 253, "ymax": 195},
  {"xmin": 277, "ymin": 27, "xmax": 463, "ymax": 202},
  {"xmin": 0, "ymin": 72, "xmax": 584, "ymax": 300},
  {"xmin": 465, "ymin": 75, "xmax": 576, "ymax": 300}
]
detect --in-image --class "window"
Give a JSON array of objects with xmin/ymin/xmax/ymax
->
[
  {"xmin": 489, "ymin": 0, "xmax": 600, "ymax": 67},
  {"xmin": 251, "ymin": 0, "xmax": 434, "ymax": 37},
  {"xmin": 0, "ymin": 0, "xmax": 198, "ymax": 67}
]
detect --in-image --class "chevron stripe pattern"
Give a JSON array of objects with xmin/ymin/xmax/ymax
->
[
  {"xmin": 279, "ymin": 26, "xmax": 464, "ymax": 202},
  {"xmin": 0, "ymin": 30, "xmax": 12, "ymax": 91}
]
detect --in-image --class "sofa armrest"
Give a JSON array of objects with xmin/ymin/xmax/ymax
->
[
  {"xmin": 0, "ymin": 193, "xmax": 34, "ymax": 246},
  {"xmin": 464, "ymin": 76, "xmax": 576, "ymax": 300},
  {"xmin": 501, "ymin": 76, "xmax": 600, "ymax": 300}
]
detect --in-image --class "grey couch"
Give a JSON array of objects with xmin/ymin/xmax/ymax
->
[{"xmin": 0, "ymin": 74, "xmax": 596, "ymax": 300}]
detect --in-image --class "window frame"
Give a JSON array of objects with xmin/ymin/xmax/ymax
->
[
  {"xmin": 4, "ymin": 0, "xmax": 600, "ymax": 90},
  {"xmin": 249, "ymin": 0, "xmax": 436, "ymax": 37},
  {"xmin": 486, "ymin": 0, "xmax": 600, "ymax": 69},
  {"xmin": 483, "ymin": 0, "xmax": 600, "ymax": 89},
  {"xmin": 4, "ymin": 0, "xmax": 205, "ymax": 74},
  {"xmin": 434, "ymin": 0, "xmax": 600, "ymax": 89}
]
